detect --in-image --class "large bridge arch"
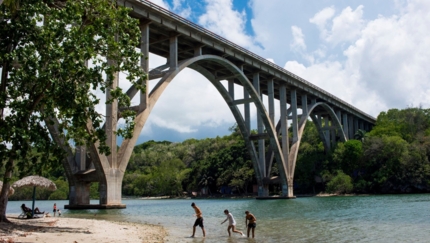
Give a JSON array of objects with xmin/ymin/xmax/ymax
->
[
  {"xmin": 120, "ymin": 54, "xmax": 288, "ymax": 196},
  {"xmin": 268, "ymin": 102, "xmax": 348, "ymax": 192}
]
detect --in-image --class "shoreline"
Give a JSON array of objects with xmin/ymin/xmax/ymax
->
[
  {"xmin": 0, "ymin": 215, "xmax": 167, "ymax": 243},
  {"xmin": 127, "ymin": 193, "xmax": 371, "ymax": 200}
]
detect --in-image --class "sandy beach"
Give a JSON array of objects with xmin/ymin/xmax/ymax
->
[{"xmin": 0, "ymin": 215, "xmax": 167, "ymax": 243}]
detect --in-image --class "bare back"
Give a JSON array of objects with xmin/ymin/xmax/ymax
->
[{"xmin": 193, "ymin": 206, "xmax": 202, "ymax": 218}]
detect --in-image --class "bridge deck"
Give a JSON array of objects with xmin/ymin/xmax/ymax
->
[{"xmin": 121, "ymin": 0, "xmax": 376, "ymax": 124}]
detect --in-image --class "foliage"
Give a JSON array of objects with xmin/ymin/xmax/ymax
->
[
  {"xmin": 332, "ymin": 140, "xmax": 363, "ymax": 175},
  {"xmin": 295, "ymin": 121, "xmax": 326, "ymax": 193},
  {"xmin": 0, "ymin": 0, "xmax": 145, "ymax": 221},
  {"xmin": 326, "ymin": 171, "xmax": 353, "ymax": 194},
  {"xmin": 6, "ymin": 106, "xmax": 430, "ymax": 200},
  {"xmin": 122, "ymin": 130, "xmax": 254, "ymax": 197}
]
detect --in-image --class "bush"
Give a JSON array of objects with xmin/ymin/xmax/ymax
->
[
  {"xmin": 326, "ymin": 171, "xmax": 353, "ymax": 194},
  {"xmin": 48, "ymin": 190, "xmax": 67, "ymax": 200}
]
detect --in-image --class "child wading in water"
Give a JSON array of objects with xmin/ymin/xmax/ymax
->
[
  {"xmin": 221, "ymin": 210, "xmax": 244, "ymax": 237},
  {"xmin": 245, "ymin": 210, "xmax": 257, "ymax": 238}
]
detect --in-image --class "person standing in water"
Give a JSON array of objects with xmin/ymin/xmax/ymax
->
[
  {"xmin": 221, "ymin": 209, "xmax": 244, "ymax": 237},
  {"xmin": 191, "ymin": 202, "xmax": 206, "ymax": 237},
  {"xmin": 245, "ymin": 211, "xmax": 257, "ymax": 238},
  {"xmin": 53, "ymin": 203, "xmax": 57, "ymax": 217}
]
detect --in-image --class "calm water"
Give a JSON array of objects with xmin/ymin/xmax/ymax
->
[{"xmin": 7, "ymin": 194, "xmax": 430, "ymax": 242}]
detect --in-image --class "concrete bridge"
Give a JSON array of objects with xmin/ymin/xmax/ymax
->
[{"xmin": 57, "ymin": 0, "xmax": 375, "ymax": 209}]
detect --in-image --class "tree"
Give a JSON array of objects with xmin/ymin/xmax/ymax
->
[
  {"xmin": 0, "ymin": 0, "xmax": 145, "ymax": 222},
  {"xmin": 326, "ymin": 170, "xmax": 353, "ymax": 194},
  {"xmin": 354, "ymin": 129, "xmax": 367, "ymax": 141}
]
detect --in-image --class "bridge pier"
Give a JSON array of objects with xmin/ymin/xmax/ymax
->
[
  {"xmin": 258, "ymin": 184, "xmax": 270, "ymax": 197},
  {"xmin": 99, "ymin": 170, "xmax": 125, "ymax": 206},
  {"xmin": 68, "ymin": 182, "xmax": 90, "ymax": 205}
]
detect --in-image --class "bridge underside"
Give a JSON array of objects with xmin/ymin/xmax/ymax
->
[{"xmin": 47, "ymin": 0, "xmax": 376, "ymax": 208}]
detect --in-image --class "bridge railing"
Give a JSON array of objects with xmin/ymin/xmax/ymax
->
[{"xmin": 136, "ymin": 0, "xmax": 375, "ymax": 122}]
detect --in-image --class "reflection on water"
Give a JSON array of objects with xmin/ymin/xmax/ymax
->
[{"xmin": 7, "ymin": 194, "xmax": 430, "ymax": 242}]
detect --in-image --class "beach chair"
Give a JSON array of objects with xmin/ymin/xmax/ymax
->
[
  {"xmin": 33, "ymin": 212, "xmax": 45, "ymax": 218},
  {"xmin": 18, "ymin": 208, "xmax": 30, "ymax": 219}
]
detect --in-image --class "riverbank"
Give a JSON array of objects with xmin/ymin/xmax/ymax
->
[{"xmin": 0, "ymin": 215, "xmax": 167, "ymax": 243}]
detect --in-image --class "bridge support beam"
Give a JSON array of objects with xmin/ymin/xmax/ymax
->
[
  {"xmin": 253, "ymin": 73, "xmax": 268, "ymax": 197},
  {"xmin": 279, "ymin": 84, "xmax": 289, "ymax": 196}
]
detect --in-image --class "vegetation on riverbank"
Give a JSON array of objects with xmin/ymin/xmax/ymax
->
[{"xmin": 5, "ymin": 107, "xmax": 430, "ymax": 200}]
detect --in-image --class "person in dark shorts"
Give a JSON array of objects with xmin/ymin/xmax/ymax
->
[
  {"xmin": 245, "ymin": 210, "xmax": 257, "ymax": 238},
  {"xmin": 191, "ymin": 202, "xmax": 206, "ymax": 237}
]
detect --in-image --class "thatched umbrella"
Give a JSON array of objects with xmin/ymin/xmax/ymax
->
[
  {"xmin": 12, "ymin": 176, "xmax": 57, "ymax": 217},
  {"xmin": 0, "ymin": 181, "xmax": 15, "ymax": 197}
]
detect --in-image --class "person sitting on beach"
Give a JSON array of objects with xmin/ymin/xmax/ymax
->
[
  {"xmin": 21, "ymin": 204, "xmax": 31, "ymax": 213},
  {"xmin": 34, "ymin": 207, "xmax": 44, "ymax": 214},
  {"xmin": 221, "ymin": 209, "xmax": 244, "ymax": 237},
  {"xmin": 21, "ymin": 204, "xmax": 44, "ymax": 214},
  {"xmin": 21, "ymin": 204, "xmax": 32, "ymax": 218}
]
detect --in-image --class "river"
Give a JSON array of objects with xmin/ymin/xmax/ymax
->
[{"xmin": 7, "ymin": 194, "xmax": 430, "ymax": 242}]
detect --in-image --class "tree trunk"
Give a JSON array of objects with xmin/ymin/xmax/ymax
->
[{"xmin": 0, "ymin": 167, "xmax": 13, "ymax": 223}]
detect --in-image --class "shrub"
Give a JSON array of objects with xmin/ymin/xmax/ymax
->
[
  {"xmin": 326, "ymin": 171, "xmax": 353, "ymax": 194},
  {"xmin": 48, "ymin": 191, "xmax": 67, "ymax": 200}
]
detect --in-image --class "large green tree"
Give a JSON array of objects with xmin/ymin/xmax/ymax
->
[{"xmin": 0, "ymin": 0, "xmax": 145, "ymax": 222}]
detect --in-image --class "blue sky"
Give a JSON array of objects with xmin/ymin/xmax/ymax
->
[{"xmin": 118, "ymin": 0, "xmax": 430, "ymax": 144}]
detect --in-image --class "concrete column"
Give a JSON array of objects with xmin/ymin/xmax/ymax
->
[
  {"xmin": 279, "ymin": 84, "xmax": 289, "ymax": 196},
  {"xmin": 254, "ymin": 73, "xmax": 267, "ymax": 196},
  {"xmin": 228, "ymin": 79, "xmax": 234, "ymax": 99},
  {"xmin": 336, "ymin": 110, "xmax": 341, "ymax": 124},
  {"xmin": 291, "ymin": 90, "xmax": 298, "ymax": 142},
  {"xmin": 194, "ymin": 46, "xmax": 202, "ymax": 57},
  {"xmin": 349, "ymin": 116, "xmax": 354, "ymax": 139},
  {"xmin": 69, "ymin": 182, "xmax": 91, "ymax": 205},
  {"xmin": 301, "ymin": 94, "xmax": 308, "ymax": 117},
  {"xmin": 342, "ymin": 113, "xmax": 349, "ymax": 139},
  {"xmin": 324, "ymin": 116, "xmax": 329, "ymax": 144},
  {"xmin": 75, "ymin": 146, "xmax": 86, "ymax": 171},
  {"xmin": 354, "ymin": 118, "xmax": 359, "ymax": 132},
  {"xmin": 331, "ymin": 117, "xmax": 336, "ymax": 146},
  {"xmin": 311, "ymin": 98, "xmax": 317, "ymax": 105},
  {"xmin": 140, "ymin": 23, "xmax": 149, "ymax": 108},
  {"xmin": 106, "ymin": 61, "xmax": 118, "ymax": 168},
  {"xmin": 99, "ymin": 170, "xmax": 125, "ymax": 205},
  {"xmin": 242, "ymin": 66, "xmax": 250, "ymax": 133},
  {"xmin": 169, "ymin": 35, "xmax": 178, "ymax": 70},
  {"xmin": 268, "ymin": 79, "xmax": 275, "ymax": 125}
]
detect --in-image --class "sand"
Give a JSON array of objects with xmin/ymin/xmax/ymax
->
[{"xmin": 0, "ymin": 215, "xmax": 167, "ymax": 243}]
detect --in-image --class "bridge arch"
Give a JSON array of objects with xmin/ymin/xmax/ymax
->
[
  {"xmin": 119, "ymin": 54, "xmax": 288, "ymax": 196},
  {"xmin": 272, "ymin": 102, "xmax": 347, "ymax": 189}
]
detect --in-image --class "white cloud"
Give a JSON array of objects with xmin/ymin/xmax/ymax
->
[
  {"xmin": 146, "ymin": 0, "xmax": 169, "ymax": 9},
  {"xmin": 327, "ymin": 6, "xmax": 365, "ymax": 44},
  {"xmin": 198, "ymin": 0, "xmax": 260, "ymax": 50},
  {"xmin": 343, "ymin": 0, "xmax": 430, "ymax": 110},
  {"xmin": 172, "ymin": 0, "xmax": 191, "ymax": 18},
  {"xmin": 309, "ymin": 6, "xmax": 335, "ymax": 35},
  {"xmin": 139, "ymin": 53, "xmax": 236, "ymax": 136},
  {"xmin": 310, "ymin": 5, "xmax": 364, "ymax": 45},
  {"xmin": 285, "ymin": 0, "xmax": 430, "ymax": 117},
  {"xmin": 290, "ymin": 26, "xmax": 306, "ymax": 51}
]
